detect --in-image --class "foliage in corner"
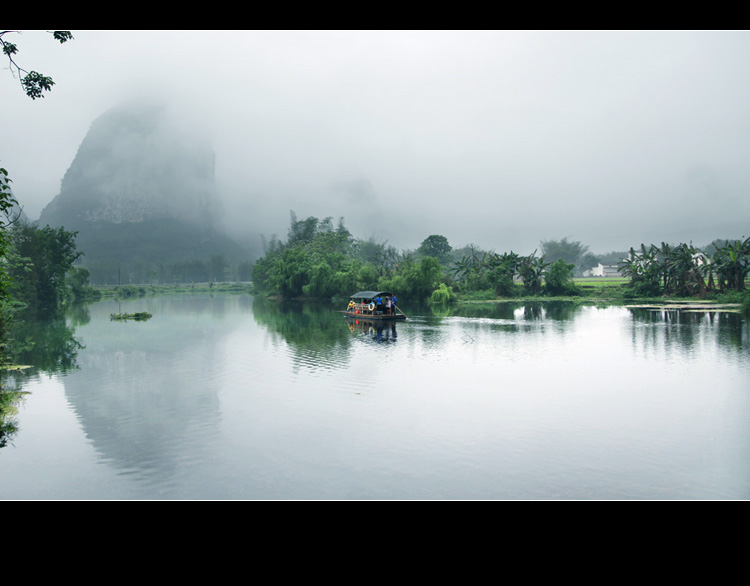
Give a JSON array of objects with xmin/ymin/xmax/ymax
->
[{"xmin": 1, "ymin": 30, "xmax": 74, "ymax": 99}]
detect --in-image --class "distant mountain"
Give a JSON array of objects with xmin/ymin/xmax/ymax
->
[{"xmin": 38, "ymin": 101, "xmax": 246, "ymax": 283}]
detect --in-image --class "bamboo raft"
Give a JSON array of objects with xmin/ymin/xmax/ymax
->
[{"xmin": 343, "ymin": 291, "xmax": 407, "ymax": 320}]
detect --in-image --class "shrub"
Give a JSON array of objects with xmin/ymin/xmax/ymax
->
[
  {"xmin": 544, "ymin": 259, "xmax": 579, "ymax": 296},
  {"xmin": 428, "ymin": 283, "xmax": 456, "ymax": 305}
]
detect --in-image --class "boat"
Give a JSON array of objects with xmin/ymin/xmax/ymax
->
[{"xmin": 344, "ymin": 291, "xmax": 406, "ymax": 320}]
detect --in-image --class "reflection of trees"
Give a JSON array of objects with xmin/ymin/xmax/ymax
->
[
  {"xmin": 627, "ymin": 307, "xmax": 749, "ymax": 353},
  {"xmin": 541, "ymin": 301, "xmax": 583, "ymax": 321},
  {"xmin": 6, "ymin": 307, "xmax": 84, "ymax": 378},
  {"xmin": 251, "ymin": 297, "xmax": 354, "ymax": 372},
  {"xmin": 432, "ymin": 300, "xmax": 584, "ymax": 321},
  {"xmin": 0, "ymin": 388, "xmax": 28, "ymax": 448},
  {"xmin": 1, "ymin": 306, "xmax": 84, "ymax": 448}
]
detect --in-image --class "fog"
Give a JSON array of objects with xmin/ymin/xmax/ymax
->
[{"xmin": 2, "ymin": 30, "xmax": 749, "ymax": 255}]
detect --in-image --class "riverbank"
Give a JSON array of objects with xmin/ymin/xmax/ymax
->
[
  {"xmin": 452, "ymin": 277, "xmax": 749, "ymax": 313},
  {"xmin": 87, "ymin": 280, "xmax": 748, "ymax": 314},
  {"xmin": 455, "ymin": 296, "xmax": 744, "ymax": 312}
]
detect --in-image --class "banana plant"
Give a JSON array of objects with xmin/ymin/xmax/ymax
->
[
  {"xmin": 517, "ymin": 251, "xmax": 549, "ymax": 295},
  {"xmin": 712, "ymin": 237, "xmax": 750, "ymax": 292}
]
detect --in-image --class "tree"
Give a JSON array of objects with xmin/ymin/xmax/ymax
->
[
  {"xmin": 450, "ymin": 246, "xmax": 488, "ymax": 291},
  {"xmin": 7, "ymin": 224, "xmax": 83, "ymax": 316},
  {"xmin": 354, "ymin": 236, "xmax": 400, "ymax": 277},
  {"xmin": 0, "ymin": 168, "xmax": 18, "ymax": 301},
  {"xmin": 409, "ymin": 256, "xmax": 444, "ymax": 301},
  {"xmin": 287, "ymin": 211, "xmax": 319, "ymax": 247},
  {"xmin": 378, "ymin": 256, "xmax": 443, "ymax": 303},
  {"xmin": 0, "ymin": 176, "xmax": 14, "ymax": 366},
  {"xmin": 2, "ymin": 30, "xmax": 74, "ymax": 366},
  {"xmin": 1, "ymin": 30, "xmax": 74, "ymax": 99},
  {"xmin": 484, "ymin": 251, "xmax": 521, "ymax": 297},
  {"xmin": 619, "ymin": 244, "xmax": 662, "ymax": 297},
  {"xmin": 662, "ymin": 243, "xmax": 707, "ymax": 297},
  {"xmin": 302, "ymin": 261, "xmax": 335, "ymax": 298},
  {"xmin": 544, "ymin": 259, "xmax": 578, "ymax": 296},
  {"xmin": 267, "ymin": 246, "xmax": 312, "ymax": 298},
  {"xmin": 518, "ymin": 252, "xmax": 549, "ymax": 295},
  {"xmin": 417, "ymin": 235, "xmax": 452, "ymax": 264},
  {"xmin": 712, "ymin": 237, "xmax": 750, "ymax": 292},
  {"xmin": 428, "ymin": 282, "xmax": 456, "ymax": 305},
  {"xmin": 619, "ymin": 241, "xmax": 718, "ymax": 298},
  {"xmin": 540, "ymin": 237, "xmax": 591, "ymax": 276}
]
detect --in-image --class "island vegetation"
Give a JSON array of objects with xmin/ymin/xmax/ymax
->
[
  {"xmin": 250, "ymin": 212, "xmax": 750, "ymax": 311},
  {"xmin": 109, "ymin": 311, "xmax": 152, "ymax": 321}
]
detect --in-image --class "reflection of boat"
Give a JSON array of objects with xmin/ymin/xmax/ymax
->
[
  {"xmin": 344, "ymin": 291, "xmax": 407, "ymax": 320},
  {"xmin": 346, "ymin": 317, "xmax": 399, "ymax": 342}
]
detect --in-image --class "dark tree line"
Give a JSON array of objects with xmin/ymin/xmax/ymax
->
[
  {"xmin": 252, "ymin": 215, "xmax": 750, "ymax": 306},
  {"xmin": 450, "ymin": 248, "xmax": 577, "ymax": 297},
  {"xmin": 5, "ymin": 222, "xmax": 93, "ymax": 318},
  {"xmin": 620, "ymin": 238, "xmax": 750, "ymax": 297},
  {"xmin": 252, "ymin": 213, "xmax": 584, "ymax": 303}
]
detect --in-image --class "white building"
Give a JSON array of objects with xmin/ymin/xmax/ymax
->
[{"xmin": 584, "ymin": 263, "xmax": 622, "ymax": 277}]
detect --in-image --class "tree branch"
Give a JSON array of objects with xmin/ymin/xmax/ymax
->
[{"xmin": 1, "ymin": 30, "xmax": 73, "ymax": 99}]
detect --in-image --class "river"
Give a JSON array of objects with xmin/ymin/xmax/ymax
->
[{"xmin": 1, "ymin": 294, "xmax": 748, "ymax": 500}]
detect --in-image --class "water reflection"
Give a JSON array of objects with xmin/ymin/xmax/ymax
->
[
  {"xmin": 6, "ymin": 306, "xmax": 85, "ymax": 380},
  {"xmin": 627, "ymin": 307, "xmax": 750, "ymax": 355},
  {"xmin": 1, "ymin": 307, "xmax": 85, "ymax": 448},
  {"xmin": 2, "ymin": 295, "xmax": 254, "ymax": 483},
  {"xmin": 63, "ymin": 295, "xmax": 254, "ymax": 483},
  {"xmin": 252, "ymin": 299, "xmax": 749, "ymax": 365},
  {"xmin": 0, "ymin": 388, "xmax": 27, "ymax": 448},
  {"xmin": 345, "ymin": 317, "xmax": 399, "ymax": 343},
  {"xmin": 423, "ymin": 300, "xmax": 584, "ymax": 322},
  {"xmin": 251, "ymin": 297, "xmax": 355, "ymax": 372},
  {"xmin": 2, "ymin": 295, "xmax": 749, "ymax": 499}
]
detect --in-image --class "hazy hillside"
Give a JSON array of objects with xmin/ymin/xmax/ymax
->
[{"xmin": 38, "ymin": 101, "xmax": 247, "ymax": 283}]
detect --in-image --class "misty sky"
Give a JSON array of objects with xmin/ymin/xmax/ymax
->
[{"xmin": 2, "ymin": 30, "xmax": 749, "ymax": 254}]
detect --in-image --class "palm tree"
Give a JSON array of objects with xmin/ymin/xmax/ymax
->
[
  {"xmin": 664, "ymin": 243, "xmax": 706, "ymax": 297},
  {"xmin": 518, "ymin": 251, "xmax": 549, "ymax": 295},
  {"xmin": 482, "ymin": 251, "xmax": 522, "ymax": 296},
  {"xmin": 713, "ymin": 237, "xmax": 750, "ymax": 292},
  {"xmin": 620, "ymin": 245, "xmax": 661, "ymax": 296},
  {"xmin": 451, "ymin": 254, "xmax": 478, "ymax": 287}
]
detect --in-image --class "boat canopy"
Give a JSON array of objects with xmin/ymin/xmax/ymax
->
[{"xmin": 349, "ymin": 291, "xmax": 396, "ymax": 301}]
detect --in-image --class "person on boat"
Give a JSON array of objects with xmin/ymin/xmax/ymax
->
[
  {"xmin": 391, "ymin": 295, "xmax": 397, "ymax": 314},
  {"xmin": 385, "ymin": 297, "xmax": 392, "ymax": 314}
]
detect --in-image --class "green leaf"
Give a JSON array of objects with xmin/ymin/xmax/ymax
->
[
  {"xmin": 2, "ymin": 41, "xmax": 18, "ymax": 56},
  {"xmin": 52, "ymin": 31, "xmax": 74, "ymax": 43},
  {"xmin": 21, "ymin": 71, "xmax": 55, "ymax": 99}
]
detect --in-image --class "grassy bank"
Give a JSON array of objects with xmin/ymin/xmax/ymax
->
[{"xmin": 454, "ymin": 278, "xmax": 748, "ymax": 312}]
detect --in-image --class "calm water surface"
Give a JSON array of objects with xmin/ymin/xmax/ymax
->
[{"xmin": 1, "ymin": 294, "xmax": 748, "ymax": 499}]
